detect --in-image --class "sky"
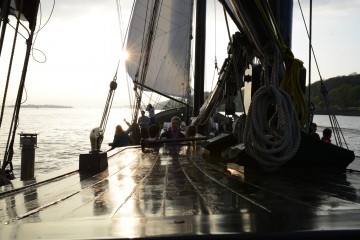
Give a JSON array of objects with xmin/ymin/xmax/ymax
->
[{"xmin": 0, "ymin": 0, "xmax": 359, "ymax": 108}]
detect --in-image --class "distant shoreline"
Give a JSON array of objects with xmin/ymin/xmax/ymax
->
[
  {"xmin": 314, "ymin": 108, "xmax": 360, "ymax": 116},
  {"xmin": 8, "ymin": 104, "xmax": 72, "ymax": 108}
]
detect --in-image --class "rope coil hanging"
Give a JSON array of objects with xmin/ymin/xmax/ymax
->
[{"xmin": 243, "ymin": 47, "xmax": 301, "ymax": 172}]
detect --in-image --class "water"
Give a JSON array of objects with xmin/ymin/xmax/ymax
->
[
  {"xmin": 0, "ymin": 107, "xmax": 133, "ymax": 177},
  {"xmin": 313, "ymin": 115, "xmax": 360, "ymax": 155},
  {"xmin": 1, "ymin": 108, "xmax": 359, "ymax": 178}
]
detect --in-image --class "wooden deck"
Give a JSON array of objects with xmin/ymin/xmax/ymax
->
[{"xmin": 1, "ymin": 144, "xmax": 360, "ymax": 239}]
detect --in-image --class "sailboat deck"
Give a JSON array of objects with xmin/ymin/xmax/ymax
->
[{"xmin": 1, "ymin": 145, "xmax": 360, "ymax": 239}]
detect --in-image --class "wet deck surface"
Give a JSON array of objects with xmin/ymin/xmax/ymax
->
[{"xmin": 1, "ymin": 145, "xmax": 360, "ymax": 239}]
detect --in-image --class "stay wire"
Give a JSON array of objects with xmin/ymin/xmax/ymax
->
[
  {"xmin": 0, "ymin": 2, "xmax": 23, "ymax": 130},
  {"xmin": 297, "ymin": 0, "xmax": 323, "ymax": 82},
  {"xmin": 297, "ymin": 0, "xmax": 348, "ymax": 148},
  {"xmin": 100, "ymin": 0, "xmax": 135, "ymax": 133},
  {"xmin": 3, "ymin": 0, "xmax": 38, "ymax": 173}
]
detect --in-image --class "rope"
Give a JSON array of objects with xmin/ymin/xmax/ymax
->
[
  {"xmin": 1, "ymin": 0, "xmax": 24, "ymax": 173},
  {"xmin": 243, "ymin": 50, "xmax": 301, "ymax": 172},
  {"xmin": 2, "ymin": 0, "xmax": 40, "ymax": 174},
  {"xmin": 321, "ymin": 84, "xmax": 349, "ymax": 149},
  {"xmin": 296, "ymin": 0, "xmax": 348, "ymax": 149},
  {"xmin": 254, "ymin": 0, "xmax": 309, "ymax": 130},
  {"xmin": 0, "ymin": 0, "xmax": 27, "ymax": 128},
  {"xmin": 280, "ymin": 52, "xmax": 308, "ymax": 128}
]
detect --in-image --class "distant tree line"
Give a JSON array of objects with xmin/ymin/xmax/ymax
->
[
  {"xmin": 160, "ymin": 73, "xmax": 360, "ymax": 113},
  {"xmin": 307, "ymin": 73, "xmax": 360, "ymax": 110}
]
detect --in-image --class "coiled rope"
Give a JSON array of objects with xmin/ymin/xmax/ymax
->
[{"xmin": 243, "ymin": 49, "xmax": 301, "ymax": 172}]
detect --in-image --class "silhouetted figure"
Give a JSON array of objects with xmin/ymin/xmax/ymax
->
[
  {"xmin": 160, "ymin": 116, "xmax": 186, "ymax": 139},
  {"xmin": 146, "ymin": 104, "xmax": 156, "ymax": 124},
  {"xmin": 138, "ymin": 110, "xmax": 150, "ymax": 139},
  {"xmin": 111, "ymin": 125, "xmax": 132, "ymax": 149},
  {"xmin": 185, "ymin": 125, "xmax": 197, "ymax": 138},
  {"xmin": 309, "ymin": 123, "xmax": 320, "ymax": 140},
  {"xmin": 321, "ymin": 128, "xmax": 332, "ymax": 144},
  {"xmin": 148, "ymin": 124, "xmax": 161, "ymax": 141}
]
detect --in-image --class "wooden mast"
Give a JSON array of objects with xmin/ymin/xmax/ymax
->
[{"xmin": 193, "ymin": 0, "xmax": 206, "ymax": 117}]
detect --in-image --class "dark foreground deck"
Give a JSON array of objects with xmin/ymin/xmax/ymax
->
[{"xmin": 1, "ymin": 144, "xmax": 360, "ymax": 239}]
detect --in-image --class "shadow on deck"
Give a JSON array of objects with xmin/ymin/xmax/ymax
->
[{"xmin": 1, "ymin": 145, "xmax": 360, "ymax": 239}]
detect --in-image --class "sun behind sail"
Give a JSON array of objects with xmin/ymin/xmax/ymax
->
[{"xmin": 125, "ymin": 0, "xmax": 194, "ymax": 99}]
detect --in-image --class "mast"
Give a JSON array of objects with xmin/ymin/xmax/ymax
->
[
  {"xmin": 269, "ymin": 0, "xmax": 293, "ymax": 49},
  {"xmin": 193, "ymin": 0, "xmax": 206, "ymax": 117}
]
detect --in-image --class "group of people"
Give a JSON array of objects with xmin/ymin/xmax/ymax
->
[
  {"xmin": 110, "ymin": 105, "xmax": 196, "ymax": 149},
  {"xmin": 309, "ymin": 123, "xmax": 332, "ymax": 143}
]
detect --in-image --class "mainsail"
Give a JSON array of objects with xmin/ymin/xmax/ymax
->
[{"xmin": 125, "ymin": 0, "xmax": 194, "ymax": 99}]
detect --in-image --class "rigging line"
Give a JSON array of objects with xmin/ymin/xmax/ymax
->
[
  {"xmin": 31, "ymin": 0, "xmax": 54, "ymax": 64},
  {"xmin": 209, "ymin": 0, "xmax": 218, "ymax": 92},
  {"xmin": 210, "ymin": 6, "xmax": 228, "ymax": 92},
  {"xmin": 132, "ymin": 0, "xmax": 162, "ymax": 124},
  {"xmin": 0, "ymin": 0, "xmax": 11, "ymax": 54},
  {"xmin": 155, "ymin": 94, "xmax": 161, "ymax": 108},
  {"xmin": 262, "ymin": 0, "xmax": 308, "ymax": 128},
  {"xmin": 7, "ymin": 21, "xmax": 28, "ymax": 39},
  {"xmin": 115, "ymin": 0, "xmax": 135, "ymax": 116},
  {"xmin": 34, "ymin": 0, "xmax": 55, "ymax": 34},
  {"xmin": 3, "ymin": 0, "xmax": 39, "ymax": 173},
  {"xmin": 223, "ymin": 6, "xmax": 231, "ymax": 43},
  {"xmin": 100, "ymin": 76, "xmax": 118, "ymax": 130},
  {"xmin": 135, "ymin": 81, "xmax": 190, "ymax": 107},
  {"xmin": 321, "ymin": 86, "xmax": 347, "ymax": 148},
  {"xmin": 298, "ymin": 0, "xmax": 348, "ymax": 147},
  {"xmin": 0, "ymin": 5, "xmax": 22, "ymax": 129},
  {"xmin": 122, "ymin": 1, "xmax": 135, "ymax": 115},
  {"xmin": 214, "ymin": 0, "xmax": 217, "ymax": 54},
  {"xmin": 100, "ymin": 4, "xmax": 122, "ymax": 133},
  {"xmin": 297, "ymin": 0, "xmax": 323, "ymax": 82},
  {"xmin": 307, "ymin": 0, "xmax": 312, "ymax": 127},
  {"xmin": 116, "ymin": 0, "xmax": 123, "ymax": 39},
  {"xmin": 131, "ymin": 0, "xmax": 152, "ymax": 122},
  {"xmin": 210, "ymin": 67, "xmax": 216, "ymax": 91},
  {"xmin": 100, "ymin": 0, "xmax": 132, "ymax": 132}
]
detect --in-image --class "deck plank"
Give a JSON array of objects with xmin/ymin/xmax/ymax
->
[{"xmin": 1, "ymin": 146, "xmax": 360, "ymax": 239}]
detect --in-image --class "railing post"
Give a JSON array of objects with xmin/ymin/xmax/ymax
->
[{"xmin": 19, "ymin": 133, "xmax": 37, "ymax": 181}]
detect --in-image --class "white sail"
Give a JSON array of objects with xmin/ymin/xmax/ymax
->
[{"xmin": 125, "ymin": 0, "xmax": 194, "ymax": 99}]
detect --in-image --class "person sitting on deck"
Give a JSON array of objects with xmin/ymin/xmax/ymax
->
[
  {"xmin": 309, "ymin": 123, "xmax": 320, "ymax": 140},
  {"xmin": 160, "ymin": 116, "xmax": 186, "ymax": 139},
  {"xmin": 185, "ymin": 125, "xmax": 197, "ymax": 138},
  {"xmin": 142, "ymin": 123, "xmax": 162, "ymax": 150},
  {"xmin": 148, "ymin": 124, "xmax": 161, "ymax": 141},
  {"xmin": 111, "ymin": 125, "xmax": 132, "ymax": 149},
  {"xmin": 321, "ymin": 128, "xmax": 332, "ymax": 144}
]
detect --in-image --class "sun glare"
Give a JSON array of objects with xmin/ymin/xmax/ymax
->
[{"xmin": 120, "ymin": 50, "xmax": 128, "ymax": 61}]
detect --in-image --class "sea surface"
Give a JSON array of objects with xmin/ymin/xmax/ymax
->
[{"xmin": 0, "ymin": 107, "xmax": 359, "ymax": 178}]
